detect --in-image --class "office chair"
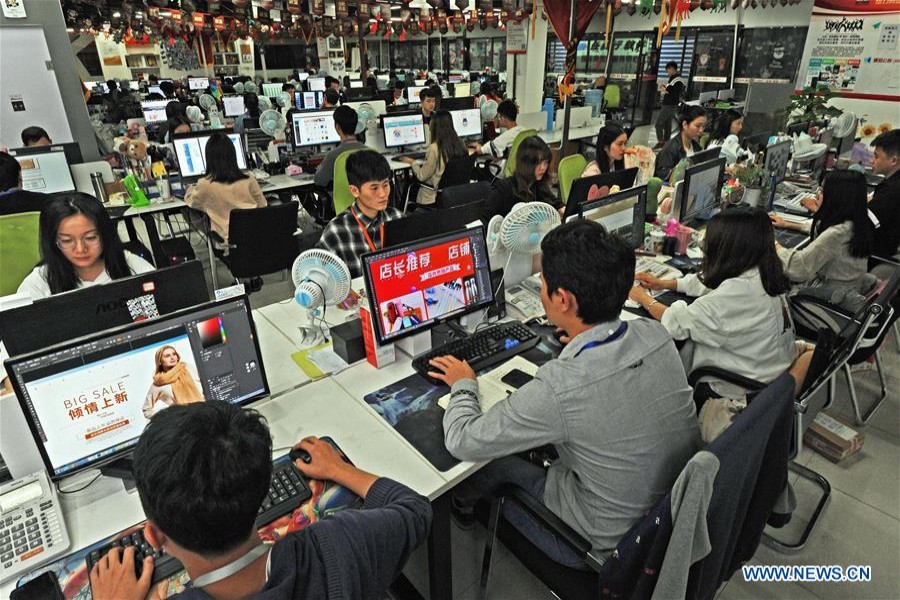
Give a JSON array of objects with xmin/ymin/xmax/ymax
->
[
  {"xmin": 645, "ymin": 177, "xmax": 663, "ymax": 220},
  {"xmin": 0, "ymin": 212, "xmax": 41, "ymax": 296},
  {"xmin": 556, "ymin": 155, "xmax": 588, "ymax": 203},
  {"xmin": 332, "ymin": 148, "xmax": 366, "ymax": 216},
  {"xmin": 403, "ymin": 154, "xmax": 476, "ymax": 212},
  {"xmin": 478, "ymin": 373, "xmax": 796, "ymax": 599},
  {"xmin": 603, "ymin": 84, "xmax": 625, "ymax": 123},
  {"xmin": 439, "ymin": 181, "xmax": 495, "ymax": 211},
  {"xmin": 503, "ymin": 129, "xmax": 538, "ymax": 178}
]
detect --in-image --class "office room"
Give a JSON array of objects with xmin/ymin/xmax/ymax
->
[{"xmin": 0, "ymin": 0, "xmax": 897, "ymax": 598}]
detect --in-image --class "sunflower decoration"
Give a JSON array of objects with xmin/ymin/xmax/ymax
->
[
  {"xmin": 878, "ymin": 123, "xmax": 893, "ymax": 135},
  {"xmin": 859, "ymin": 123, "xmax": 877, "ymax": 138}
]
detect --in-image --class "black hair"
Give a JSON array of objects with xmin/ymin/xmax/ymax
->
[
  {"xmin": 701, "ymin": 207, "xmax": 789, "ymax": 295},
  {"xmin": 323, "ymin": 89, "xmax": 340, "ymax": 106},
  {"xmin": 159, "ymin": 81, "xmax": 175, "ymax": 97},
  {"xmin": 0, "ymin": 152, "xmax": 21, "ymax": 191},
  {"xmin": 133, "ymin": 402, "xmax": 272, "ymax": 556},
  {"xmin": 164, "ymin": 100, "xmax": 184, "ymax": 120},
  {"xmin": 333, "ymin": 105, "xmax": 358, "ymax": 136},
  {"xmin": 281, "ymin": 82, "xmax": 295, "ymax": 92},
  {"xmin": 813, "ymin": 170, "xmax": 874, "ymax": 259},
  {"xmin": 420, "ymin": 87, "xmax": 439, "ymax": 101},
  {"xmin": 497, "ymin": 99, "xmax": 518, "ymax": 122},
  {"xmin": 678, "ymin": 105, "xmax": 707, "ymax": 130},
  {"xmin": 325, "ymin": 75, "xmax": 340, "ymax": 88},
  {"xmin": 346, "ymin": 150, "xmax": 392, "ymax": 188},
  {"xmin": 429, "ymin": 109, "xmax": 468, "ymax": 165},
  {"xmin": 511, "ymin": 136, "xmax": 554, "ymax": 203},
  {"xmin": 21, "ymin": 126, "xmax": 50, "ymax": 146},
  {"xmin": 106, "ymin": 79, "xmax": 118, "ymax": 92},
  {"xmin": 169, "ymin": 116, "xmax": 192, "ymax": 133},
  {"xmin": 38, "ymin": 193, "xmax": 132, "ymax": 294},
  {"xmin": 394, "ymin": 81, "xmax": 405, "ymax": 92},
  {"xmin": 710, "ymin": 109, "xmax": 743, "ymax": 143},
  {"xmin": 665, "ymin": 61, "xmax": 679, "ymax": 71},
  {"xmin": 871, "ymin": 128, "xmax": 900, "ymax": 157},
  {"xmin": 204, "ymin": 132, "xmax": 249, "ymax": 185},
  {"xmin": 541, "ymin": 219, "xmax": 635, "ymax": 324},
  {"xmin": 243, "ymin": 92, "xmax": 261, "ymax": 118},
  {"xmin": 594, "ymin": 123, "xmax": 628, "ymax": 174}
]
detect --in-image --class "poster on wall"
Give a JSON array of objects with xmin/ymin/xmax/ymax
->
[
  {"xmin": 2, "ymin": 0, "xmax": 27, "ymax": 19},
  {"xmin": 736, "ymin": 27, "xmax": 808, "ymax": 84},
  {"xmin": 506, "ymin": 20, "xmax": 527, "ymax": 54},
  {"xmin": 797, "ymin": 0, "xmax": 900, "ymax": 99}
]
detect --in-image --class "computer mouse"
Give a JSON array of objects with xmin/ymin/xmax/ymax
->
[{"xmin": 289, "ymin": 447, "xmax": 312, "ymax": 464}]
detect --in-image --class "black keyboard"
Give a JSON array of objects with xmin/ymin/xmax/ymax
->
[
  {"xmin": 86, "ymin": 455, "xmax": 311, "ymax": 587},
  {"xmin": 411, "ymin": 321, "xmax": 540, "ymax": 385},
  {"xmin": 398, "ymin": 151, "xmax": 427, "ymax": 161},
  {"xmin": 774, "ymin": 228, "xmax": 809, "ymax": 249}
]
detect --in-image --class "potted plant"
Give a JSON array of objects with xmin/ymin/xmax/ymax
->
[
  {"xmin": 778, "ymin": 85, "xmax": 843, "ymax": 130},
  {"xmin": 728, "ymin": 163, "xmax": 766, "ymax": 207}
]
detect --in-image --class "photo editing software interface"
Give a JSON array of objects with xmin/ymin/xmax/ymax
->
[
  {"xmin": 382, "ymin": 113, "xmax": 426, "ymax": 148},
  {"xmin": 223, "ymin": 96, "xmax": 246, "ymax": 117},
  {"xmin": 681, "ymin": 158, "xmax": 725, "ymax": 225},
  {"xmin": 450, "ymin": 108, "xmax": 482, "ymax": 138},
  {"xmin": 362, "ymin": 228, "xmax": 494, "ymax": 345},
  {"xmin": 141, "ymin": 100, "xmax": 170, "ymax": 123},
  {"xmin": 577, "ymin": 185, "xmax": 647, "ymax": 248},
  {"xmin": 292, "ymin": 110, "xmax": 340, "ymax": 147},
  {"xmin": 12, "ymin": 148, "xmax": 75, "ymax": 195},
  {"xmin": 295, "ymin": 91, "xmax": 324, "ymax": 110},
  {"xmin": 9, "ymin": 299, "xmax": 267, "ymax": 480},
  {"xmin": 173, "ymin": 132, "xmax": 247, "ymax": 178}
]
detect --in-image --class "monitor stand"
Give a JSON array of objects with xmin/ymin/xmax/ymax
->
[{"xmin": 100, "ymin": 457, "xmax": 138, "ymax": 494}]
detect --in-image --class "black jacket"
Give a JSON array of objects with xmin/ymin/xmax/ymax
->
[
  {"xmin": 488, "ymin": 176, "xmax": 561, "ymax": 219},
  {"xmin": 869, "ymin": 170, "xmax": 900, "ymax": 265},
  {"xmin": 0, "ymin": 189, "xmax": 49, "ymax": 217},
  {"xmin": 654, "ymin": 136, "xmax": 703, "ymax": 182}
]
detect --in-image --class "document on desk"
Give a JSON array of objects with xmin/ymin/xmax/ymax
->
[{"xmin": 437, "ymin": 356, "xmax": 539, "ymax": 412}]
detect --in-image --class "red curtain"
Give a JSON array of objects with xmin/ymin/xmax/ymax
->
[{"xmin": 542, "ymin": 0, "xmax": 603, "ymax": 96}]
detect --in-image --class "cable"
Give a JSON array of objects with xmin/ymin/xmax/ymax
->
[{"xmin": 56, "ymin": 470, "xmax": 103, "ymax": 494}]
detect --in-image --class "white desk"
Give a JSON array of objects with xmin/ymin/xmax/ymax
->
[
  {"xmin": 252, "ymin": 308, "xmax": 312, "ymax": 395},
  {"xmin": 539, "ymin": 124, "xmax": 601, "ymax": 146}
]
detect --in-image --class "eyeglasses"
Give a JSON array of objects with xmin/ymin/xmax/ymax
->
[{"xmin": 56, "ymin": 233, "xmax": 102, "ymax": 251}]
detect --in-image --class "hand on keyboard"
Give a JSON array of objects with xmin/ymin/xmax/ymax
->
[
  {"xmin": 427, "ymin": 355, "xmax": 477, "ymax": 387},
  {"xmin": 89, "ymin": 545, "xmax": 154, "ymax": 600},
  {"xmin": 634, "ymin": 272, "xmax": 670, "ymax": 291}
]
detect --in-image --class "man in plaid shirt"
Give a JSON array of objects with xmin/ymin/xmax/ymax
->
[{"xmin": 316, "ymin": 151, "xmax": 402, "ymax": 278}]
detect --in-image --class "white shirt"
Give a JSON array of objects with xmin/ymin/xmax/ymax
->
[
  {"xmin": 480, "ymin": 125, "xmax": 523, "ymax": 158},
  {"xmin": 707, "ymin": 134, "xmax": 749, "ymax": 165},
  {"xmin": 662, "ymin": 268, "xmax": 797, "ymax": 396},
  {"xmin": 16, "ymin": 252, "xmax": 155, "ymax": 301}
]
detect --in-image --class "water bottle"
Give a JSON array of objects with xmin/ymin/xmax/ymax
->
[
  {"xmin": 542, "ymin": 98, "xmax": 555, "ymax": 132},
  {"xmin": 90, "ymin": 172, "xmax": 108, "ymax": 203}
]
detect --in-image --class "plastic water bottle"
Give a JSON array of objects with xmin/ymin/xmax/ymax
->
[{"xmin": 542, "ymin": 98, "xmax": 555, "ymax": 132}]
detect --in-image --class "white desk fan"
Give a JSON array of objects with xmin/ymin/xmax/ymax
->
[
  {"xmin": 487, "ymin": 202, "xmax": 561, "ymax": 287},
  {"xmin": 198, "ymin": 94, "xmax": 223, "ymax": 129},
  {"xmin": 233, "ymin": 81, "xmax": 245, "ymax": 94},
  {"xmin": 481, "ymin": 99, "xmax": 498, "ymax": 123},
  {"xmin": 291, "ymin": 249, "xmax": 352, "ymax": 347},
  {"xmin": 259, "ymin": 109, "xmax": 287, "ymax": 141}
]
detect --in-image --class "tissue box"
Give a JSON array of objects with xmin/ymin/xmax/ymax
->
[{"xmin": 803, "ymin": 412, "xmax": 865, "ymax": 462}]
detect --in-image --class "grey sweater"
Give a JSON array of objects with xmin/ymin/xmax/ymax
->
[{"xmin": 443, "ymin": 318, "xmax": 699, "ymax": 553}]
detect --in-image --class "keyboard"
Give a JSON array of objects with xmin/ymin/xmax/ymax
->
[
  {"xmin": 774, "ymin": 192, "xmax": 813, "ymax": 216},
  {"xmin": 412, "ymin": 321, "xmax": 540, "ymax": 385},
  {"xmin": 636, "ymin": 256, "xmax": 681, "ymax": 280},
  {"xmin": 86, "ymin": 455, "xmax": 311, "ymax": 588},
  {"xmin": 397, "ymin": 151, "xmax": 427, "ymax": 161},
  {"xmin": 774, "ymin": 228, "xmax": 809, "ymax": 249}
]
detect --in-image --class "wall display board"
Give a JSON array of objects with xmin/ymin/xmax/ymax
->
[{"xmin": 735, "ymin": 27, "xmax": 808, "ymax": 84}]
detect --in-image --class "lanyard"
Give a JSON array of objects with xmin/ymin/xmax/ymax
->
[
  {"xmin": 187, "ymin": 543, "xmax": 270, "ymax": 589},
  {"xmin": 350, "ymin": 206, "xmax": 384, "ymax": 252},
  {"xmin": 573, "ymin": 322, "xmax": 628, "ymax": 358}
]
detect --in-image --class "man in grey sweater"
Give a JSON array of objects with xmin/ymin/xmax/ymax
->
[
  {"xmin": 313, "ymin": 105, "xmax": 367, "ymax": 190},
  {"xmin": 429, "ymin": 220, "xmax": 699, "ymax": 566}
]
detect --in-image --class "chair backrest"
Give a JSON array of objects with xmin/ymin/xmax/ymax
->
[
  {"xmin": 557, "ymin": 154, "xmax": 588, "ymax": 203},
  {"xmin": 332, "ymin": 148, "xmax": 365, "ymax": 215},
  {"xmin": 437, "ymin": 154, "xmax": 476, "ymax": 191},
  {"xmin": 0, "ymin": 212, "xmax": 41, "ymax": 296},
  {"xmin": 850, "ymin": 262, "xmax": 900, "ymax": 362},
  {"xmin": 226, "ymin": 202, "xmax": 300, "ymax": 278},
  {"xmin": 504, "ymin": 129, "xmax": 537, "ymax": 178},
  {"xmin": 604, "ymin": 84, "xmax": 621, "ymax": 109},
  {"xmin": 439, "ymin": 181, "xmax": 494, "ymax": 211},
  {"xmin": 645, "ymin": 176, "xmax": 663, "ymax": 217}
]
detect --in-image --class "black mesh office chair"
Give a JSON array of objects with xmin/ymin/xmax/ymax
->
[{"xmin": 403, "ymin": 154, "xmax": 476, "ymax": 212}]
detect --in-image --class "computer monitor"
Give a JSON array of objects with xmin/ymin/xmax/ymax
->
[
  {"xmin": 567, "ymin": 185, "xmax": 648, "ymax": 249},
  {"xmin": 764, "ymin": 140, "xmax": 792, "ymax": 187},
  {"xmin": 147, "ymin": 85, "xmax": 164, "ymax": 97},
  {"xmin": 295, "ymin": 91, "xmax": 324, "ymax": 110},
  {"xmin": 454, "ymin": 82, "xmax": 472, "ymax": 98},
  {"xmin": 562, "ymin": 167, "xmax": 639, "ymax": 221},
  {"xmin": 678, "ymin": 158, "xmax": 725, "ymax": 227},
  {"xmin": 343, "ymin": 86, "xmax": 375, "ymax": 101},
  {"xmin": 349, "ymin": 79, "xmax": 365, "ymax": 89},
  {"xmin": 697, "ymin": 91, "xmax": 717, "ymax": 105},
  {"xmin": 406, "ymin": 85, "xmax": 427, "ymax": 103},
  {"xmin": 361, "ymin": 227, "xmax": 495, "ymax": 345},
  {"xmin": 384, "ymin": 201, "xmax": 487, "ymax": 247},
  {"xmin": 787, "ymin": 121, "xmax": 810, "ymax": 137},
  {"xmin": 448, "ymin": 75, "xmax": 463, "ymax": 84},
  {"xmin": 382, "ymin": 113, "xmax": 426, "ymax": 149},
  {"xmin": 262, "ymin": 83, "xmax": 282, "ymax": 98},
  {"xmin": 7, "ymin": 297, "xmax": 269, "ymax": 482},
  {"xmin": 128, "ymin": 81, "xmax": 140, "ymax": 91},
  {"xmin": 291, "ymin": 109, "xmax": 340, "ymax": 148},
  {"xmin": 188, "ymin": 77, "xmax": 209, "ymax": 91},
  {"xmin": 307, "ymin": 77, "xmax": 326, "ymax": 92},
  {"xmin": 439, "ymin": 96, "xmax": 476, "ymax": 111},
  {"xmin": 717, "ymin": 88, "xmax": 735, "ymax": 101},
  {"xmin": 742, "ymin": 132, "xmax": 773, "ymax": 154},
  {"xmin": 141, "ymin": 99, "xmax": 170, "ymax": 123},
  {"xmin": 414, "ymin": 79, "xmax": 427, "ymax": 86},
  {"xmin": 173, "ymin": 130, "xmax": 247, "ymax": 179},
  {"xmin": 690, "ymin": 147, "xmax": 722, "ymax": 166},
  {"xmin": 7, "ymin": 146, "xmax": 76, "ymax": 194},
  {"xmin": 0, "ymin": 262, "xmax": 209, "ymax": 357},
  {"xmin": 449, "ymin": 108, "xmax": 482, "ymax": 138},
  {"xmin": 223, "ymin": 95, "xmax": 246, "ymax": 117}
]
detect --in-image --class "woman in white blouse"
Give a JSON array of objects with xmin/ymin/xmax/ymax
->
[
  {"xmin": 629, "ymin": 207, "xmax": 803, "ymax": 402},
  {"xmin": 706, "ymin": 109, "xmax": 749, "ymax": 165}
]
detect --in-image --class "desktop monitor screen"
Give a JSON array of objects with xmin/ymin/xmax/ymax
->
[
  {"xmin": 188, "ymin": 77, "xmax": 210, "ymax": 90},
  {"xmin": 8, "ymin": 146, "xmax": 76, "ymax": 195},
  {"xmin": 448, "ymin": 75, "xmax": 462, "ymax": 84},
  {"xmin": 382, "ymin": 113, "xmax": 426, "ymax": 149},
  {"xmin": 690, "ymin": 147, "xmax": 722, "ymax": 166},
  {"xmin": 349, "ymin": 79, "xmax": 365, "ymax": 89},
  {"xmin": 291, "ymin": 110, "xmax": 340, "ymax": 148},
  {"xmin": 7, "ymin": 297, "xmax": 269, "ymax": 482},
  {"xmin": 764, "ymin": 140, "xmax": 792, "ymax": 187},
  {"xmin": 223, "ymin": 95, "xmax": 246, "ymax": 117},
  {"xmin": 148, "ymin": 85, "xmax": 164, "ymax": 97},
  {"xmin": 406, "ymin": 85, "xmax": 427, "ymax": 103},
  {"xmin": 362, "ymin": 228, "xmax": 495, "ymax": 346},
  {"xmin": 262, "ymin": 83, "xmax": 283, "ymax": 98},
  {"xmin": 307, "ymin": 77, "xmax": 326, "ymax": 92},
  {"xmin": 295, "ymin": 91, "xmax": 324, "ymax": 110},
  {"xmin": 680, "ymin": 157, "xmax": 726, "ymax": 226},
  {"xmin": 562, "ymin": 167, "xmax": 639, "ymax": 221},
  {"xmin": 129, "ymin": 81, "xmax": 140, "ymax": 91},
  {"xmin": 454, "ymin": 82, "xmax": 472, "ymax": 98},
  {"xmin": 449, "ymin": 108, "xmax": 482, "ymax": 138},
  {"xmin": 439, "ymin": 96, "xmax": 476, "ymax": 111},
  {"xmin": 569, "ymin": 185, "xmax": 648, "ymax": 249},
  {"xmin": 173, "ymin": 131, "xmax": 247, "ymax": 178},
  {"xmin": 787, "ymin": 121, "xmax": 810, "ymax": 137},
  {"xmin": 0, "ymin": 261, "xmax": 209, "ymax": 357},
  {"xmin": 384, "ymin": 201, "xmax": 487, "ymax": 247},
  {"xmin": 141, "ymin": 100, "xmax": 170, "ymax": 123}
]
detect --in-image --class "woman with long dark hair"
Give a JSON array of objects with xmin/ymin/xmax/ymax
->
[
  {"xmin": 582, "ymin": 123, "xmax": 629, "ymax": 176},
  {"xmin": 17, "ymin": 193, "xmax": 154, "ymax": 299},
  {"xmin": 233, "ymin": 92, "xmax": 261, "ymax": 133},
  {"xmin": 630, "ymin": 207, "xmax": 801, "ymax": 400},
  {"xmin": 707, "ymin": 109, "xmax": 748, "ymax": 165},
  {"xmin": 654, "ymin": 105, "xmax": 707, "ymax": 181},
  {"xmin": 398, "ymin": 109, "xmax": 468, "ymax": 206},
  {"xmin": 490, "ymin": 136, "xmax": 559, "ymax": 217},
  {"xmin": 184, "ymin": 132, "xmax": 266, "ymax": 241},
  {"xmin": 772, "ymin": 169, "xmax": 875, "ymax": 310}
]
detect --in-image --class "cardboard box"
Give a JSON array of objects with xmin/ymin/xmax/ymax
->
[
  {"xmin": 359, "ymin": 306, "xmax": 395, "ymax": 368},
  {"xmin": 803, "ymin": 412, "xmax": 865, "ymax": 462}
]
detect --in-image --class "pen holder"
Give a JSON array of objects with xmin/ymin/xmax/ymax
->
[{"xmin": 674, "ymin": 225, "xmax": 694, "ymax": 255}]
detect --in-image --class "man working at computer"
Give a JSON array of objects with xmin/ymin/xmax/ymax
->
[
  {"xmin": 0, "ymin": 152, "xmax": 47, "ymax": 216},
  {"xmin": 469, "ymin": 99, "xmax": 522, "ymax": 158},
  {"xmin": 429, "ymin": 220, "xmax": 699, "ymax": 566},
  {"xmin": 313, "ymin": 106, "xmax": 368, "ymax": 189},
  {"xmin": 88, "ymin": 402, "xmax": 432, "ymax": 599},
  {"xmin": 316, "ymin": 151, "xmax": 403, "ymax": 278},
  {"xmin": 420, "ymin": 87, "xmax": 439, "ymax": 125},
  {"xmin": 21, "ymin": 126, "xmax": 52, "ymax": 147},
  {"xmin": 869, "ymin": 129, "xmax": 899, "ymax": 271}
]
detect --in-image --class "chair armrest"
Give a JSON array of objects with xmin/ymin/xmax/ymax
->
[
  {"xmin": 495, "ymin": 484, "xmax": 592, "ymax": 558},
  {"xmin": 687, "ymin": 366, "xmax": 766, "ymax": 391},
  {"xmin": 870, "ymin": 254, "xmax": 900, "ymax": 267}
]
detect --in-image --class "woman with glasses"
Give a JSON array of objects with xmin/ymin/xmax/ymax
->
[{"xmin": 17, "ymin": 192, "xmax": 154, "ymax": 300}]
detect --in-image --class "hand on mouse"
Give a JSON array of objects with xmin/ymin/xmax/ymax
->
[
  {"xmin": 290, "ymin": 436, "xmax": 347, "ymax": 481},
  {"xmin": 554, "ymin": 328, "xmax": 571, "ymax": 345}
]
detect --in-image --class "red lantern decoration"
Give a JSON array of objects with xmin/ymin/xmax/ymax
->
[
  {"xmin": 192, "ymin": 13, "xmax": 205, "ymax": 28},
  {"xmin": 213, "ymin": 16, "xmax": 226, "ymax": 31},
  {"xmin": 287, "ymin": 0, "xmax": 302, "ymax": 14}
]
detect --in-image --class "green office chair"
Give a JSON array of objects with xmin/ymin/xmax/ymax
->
[
  {"xmin": 557, "ymin": 154, "xmax": 588, "ymax": 203},
  {"xmin": 603, "ymin": 84, "xmax": 621, "ymax": 110},
  {"xmin": 332, "ymin": 148, "xmax": 366, "ymax": 215},
  {"xmin": 645, "ymin": 177, "xmax": 663, "ymax": 220},
  {"xmin": 504, "ymin": 129, "xmax": 538, "ymax": 178},
  {"xmin": 0, "ymin": 211, "xmax": 41, "ymax": 296},
  {"xmin": 699, "ymin": 133, "xmax": 710, "ymax": 149}
]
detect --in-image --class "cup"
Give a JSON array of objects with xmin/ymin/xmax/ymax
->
[
  {"xmin": 650, "ymin": 230, "xmax": 665, "ymax": 254},
  {"xmin": 662, "ymin": 236, "xmax": 678, "ymax": 256},
  {"xmin": 675, "ymin": 225, "xmax": 693, "ymax": 255},
  {"xmin": 156, "ymin": 178, "xmax": 171, "ymax": 201}
]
